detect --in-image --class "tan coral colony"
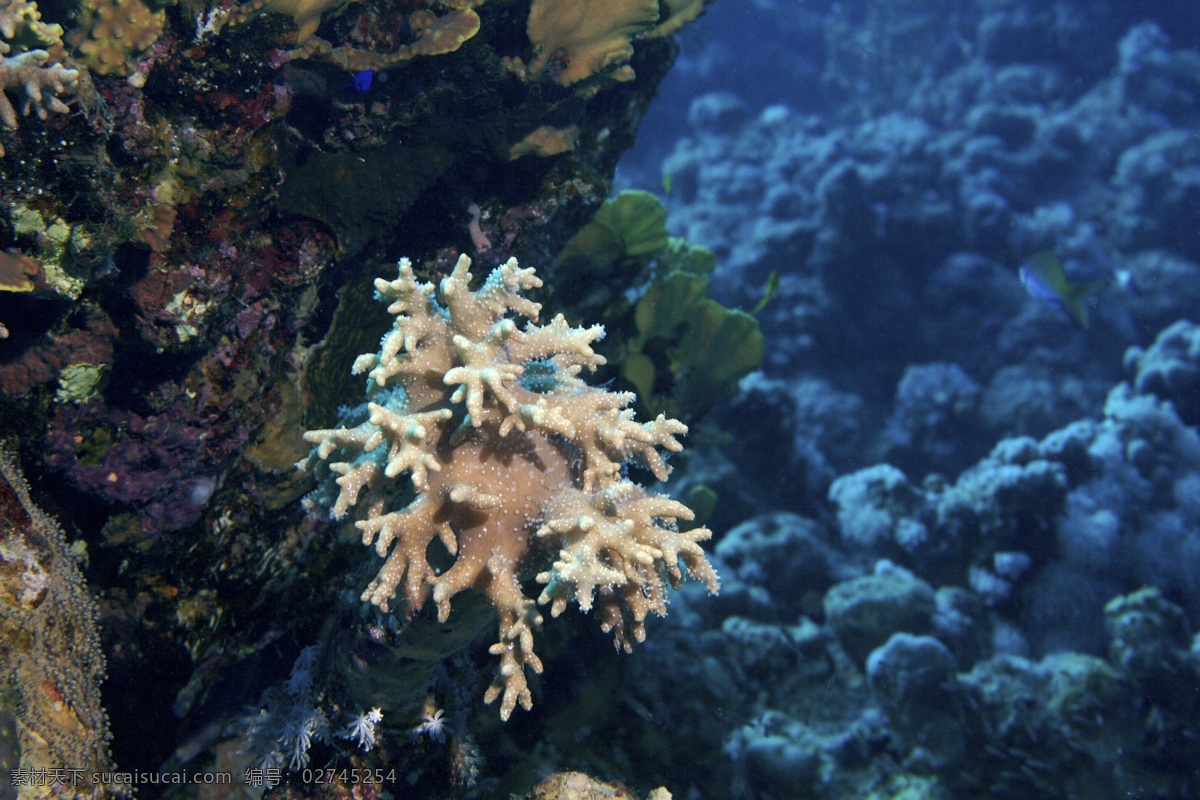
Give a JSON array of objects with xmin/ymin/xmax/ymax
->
[{"xmin": 299, "ymin": 255, "xmax": 719, "ymax": 718}]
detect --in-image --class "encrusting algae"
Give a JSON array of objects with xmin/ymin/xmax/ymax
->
[{"xmin": 0, "ymin": 443, "xmax": 117, "ymax": 798}]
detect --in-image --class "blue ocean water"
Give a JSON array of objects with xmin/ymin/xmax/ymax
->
[{"xmin": 610, "ymin": 0, "xmax": 1200, "ymax": 797}]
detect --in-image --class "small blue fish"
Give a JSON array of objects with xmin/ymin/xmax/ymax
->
[
  {"xmin": 1019, "ymin": 251, "xmax": 1106, "ymax": 329},
  {"xmin": 349, "ymin": 69, "xmax": 375, "ymax": 93}
]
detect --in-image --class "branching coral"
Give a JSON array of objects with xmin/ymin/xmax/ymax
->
[
  {"xmin": 0, "ymin": 0, "xmax": 63, "ymax": 49},
  {"xmin": 299, "ymin": 255, "xmax": 719, "ymax": 719},
  {"xmin": 0, "ymin": 0, "xmax": 79, "ymax": 154},
  {"xmin": 0, "ymin": 54, "xmax": 77, "ymax": 153}
]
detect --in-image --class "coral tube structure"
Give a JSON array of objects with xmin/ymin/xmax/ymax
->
[{"xmin": 299, "ymin": 255, "xmax": 719, "ymax": 718}]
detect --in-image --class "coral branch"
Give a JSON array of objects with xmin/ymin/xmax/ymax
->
[{"xmin": 300, "ymin": 254, "xmax": 719, "ymax": 718}]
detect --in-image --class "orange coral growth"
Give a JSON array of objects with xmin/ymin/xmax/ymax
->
[
  {"xmin": 522, "ymin": 0, "xmax": 711, "ymax": 87},
  {"xmin": 508, "ymin": 124, "xmax": 581, "ymax": 159},
  {"xmin": 228, "ymin": 0, "xmax": 358, "ymax": 45},
  {"xmin": 526, "ymin": 0, "xmax": 659, "ymax": 85},
  {"xmin": 0, "ymin": 249, "xmax": 40, "ymax": 291},
  {"xmin": 140, "ymin": 202, "xmax": 176, "ymax": 254},
  {"xmin": 324, "ymin": 7, "xmax": 480, "ymax": 72},
  {"xmin": 646, "ymin": 0, "xmax": 708, "ymax": 37}
]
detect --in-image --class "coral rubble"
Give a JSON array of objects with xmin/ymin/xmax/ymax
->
[{"xmin": 299, "ymin": 254, "xmax": 719, "ymax": 719}]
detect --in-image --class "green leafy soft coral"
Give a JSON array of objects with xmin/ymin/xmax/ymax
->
[
  {"xmin": 555, "ymin": 189, "xmax": 669, "ymax": 320},
  {"xmin": 557, "ymin": 190, "xmax": 763, "ymax": 421},
  {"xmin": 559, "ymin": 189, "xmax": 669, "ymax": 271}
]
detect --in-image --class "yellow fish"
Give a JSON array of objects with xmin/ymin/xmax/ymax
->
[{"xmin": 1019, "ymin": 252, "xmax": 1106, "ymax": 329}]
